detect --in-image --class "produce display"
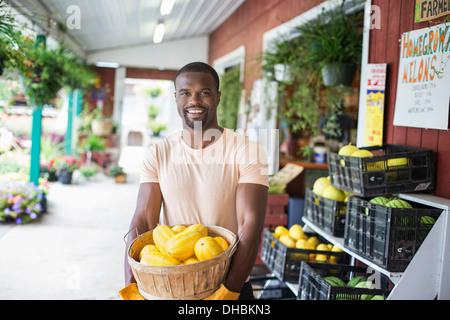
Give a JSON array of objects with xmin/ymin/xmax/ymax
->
[
  {"xmin": 323, "ymin": 276, "xmax": 385, "ymax": 300},
  {"xmin": 138, "ymin": 224, "xmax": 227, "ymax": 266},
  {"xmin": 263, "ymin": 144, "xmax": 437, "ymax": 300},
  {"xmin": 312, "ymin": 176, "xmax": 353, "ymax": 203},
  {"xmin": 364, "ymin": 195, "xmax": 437, "ymax": 226},
  {"xmin": 272, "ymin": 224, "xmax": 344, "ymax": 264}
]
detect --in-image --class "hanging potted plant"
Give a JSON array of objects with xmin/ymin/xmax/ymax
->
[
  {"xmin": 293, "ymin": 2, "xmax": 364, "ymax": 87},
  {"xmin": 0, "ymin": 0, "xmax": 19, "ymax": 76},
  {"xmin": 91, "ymin": 103, "xmax": 114, "ymax": 136},
  {"xmin": 60, "ymin": 45, "xmax": 97, "ymax": 91},
  {"xmin": 7, "ymin": 32, "xmax": 67, "ymax": 107}
]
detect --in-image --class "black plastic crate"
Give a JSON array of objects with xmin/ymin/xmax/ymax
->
[
  {"xmin": 298, "ymin": 261, "xmax": 391, "ymax": 300},
  {"xmin": 304, "ymin": 187, "xmax": 347, "ymax": 237},
  {"xmin": 344, "ymin": 196, "xmax": 443, "ymax": 272},
  {"xmin": 260, "ymin": 228, "xmax": 349, "ymax": 283},
  {"xmin": 328, "ymin": 144, "xmax": 435, "ymax": 197}
]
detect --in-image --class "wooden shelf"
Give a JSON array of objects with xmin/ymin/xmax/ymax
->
[{"xmin": 279, "ymin": 157, "xmax": 328, "ymax": 170}]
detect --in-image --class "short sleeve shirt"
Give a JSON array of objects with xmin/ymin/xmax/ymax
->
[{"xmin": 140, "ymin": 128, "xmax": 269, "ymax": 234}]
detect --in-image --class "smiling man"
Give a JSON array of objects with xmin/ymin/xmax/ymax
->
[{"xmin": 122, "ymin": 62, "xmax": 269, "ymax": 300}]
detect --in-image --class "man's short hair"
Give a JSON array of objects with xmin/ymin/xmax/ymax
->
[{"xmin": 174, "ymin": 61, "xmax": 220, "ymax": 92}]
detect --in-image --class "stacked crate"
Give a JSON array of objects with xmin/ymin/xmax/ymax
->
[{"xmin": 255, "ymin": 193, "xmax": 289, "ymax": 265}]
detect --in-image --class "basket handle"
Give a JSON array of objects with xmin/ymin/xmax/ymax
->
[
  {"xmin": 123, "ymin": 227, "xmax": 143, "ymax": 248},
  {"xmin": 226, "ymin": 232, "xmax": 243, "ymax": 257}
]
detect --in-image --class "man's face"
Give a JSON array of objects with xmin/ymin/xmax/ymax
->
[{"xmin": 174, "ymin": 71, "xmax": 221, "ymax": 131}]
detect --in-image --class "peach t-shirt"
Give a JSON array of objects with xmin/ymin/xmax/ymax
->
[{"xmin": 140, "ymin": 128, "xmax": 269, "ymax": 234}]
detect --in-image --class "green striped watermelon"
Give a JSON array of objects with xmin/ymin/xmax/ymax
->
[
  {"xmin": 347, "ymin": 276, "xmax": 367, "ymax": 287},
  {"xmin": 365, "ymin": 196, "xmax": 390, "ymax": 215},
  {"xmin": 420, "ymin": 215, "xmax": 436, "ymax": 225},
  {"xmin": 324, "ymin": 276, "xmax": 346, "ymax": 287},
  {"xmin": 369, "ymin": 196, "xmax": 390, "ymax": 206},
  {"xmin": 385, "ymin": 199, "xmax": 412, "ymax": 209}
]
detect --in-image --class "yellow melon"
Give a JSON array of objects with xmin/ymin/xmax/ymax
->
[
  {"xmin": 274, "ymin": 225, "xmax": 289, "ymax": 238},
  {"xmin": 185, "ymin": 223, "xmax": 208, "ymax": 237},
  {"xmin": 194, "ymin": 236, "xmax": 224, "ymax": 261},
  {"xmin": 165, "ymin": 230, "xmax": 203, "ymax": 261},
  {"xmin": 289, "ymin": 224, "xmax": 306, "ymax": 241},
  {"xmin": 306, "ymin": 236, "xmax": 320, "ymax": 249},
  {"xmin": 214, "ymin": 236, "xmax": 229, "ymax": 251},
  {"xmin": 140, "ymin": 252, "xmax": 180, "ymax": 266},
  {"xmin": 153, "ymin": 224, "xmax": 176, "ymax": 253},
  {"xmin": 139, "ymin": 244, "xmax": 159, "ymax": 261},
  {"xmin": 181, "ymin": 257, "xmax": 199, "ymax": 265},
  {"xmin": 279, "ymin": 234, "xmax": 296, "ymax": 248},
  {"xmin": 171, "ymin": 225, "xmax": 187, "ymax": 233}
]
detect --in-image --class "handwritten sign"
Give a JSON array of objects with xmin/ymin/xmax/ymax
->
[
  {"xmin": 393, "ymin": 23, "xmax": 450, "ymax": 130},
  {"xmin": 364, "ymin": 64, "xmax": 387, "ymax": 146},
  {"xmin": 415, "ymin": 0, "xmax": 450, "ymax": 23},
  {"xmin": 270, "ymin": 163, "xmax": 304, "ymax": 186}
]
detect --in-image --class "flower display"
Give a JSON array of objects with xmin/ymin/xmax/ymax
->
[
  {"xmin": 0, "ymin": 181, "xmax": 46, "ymax": 224},
  {"xmin": 55, "ymin": 155, "xmax": 80, "ymax": 173},
  {"xmin": 40, "ymin": 158, "xmax": 56, "ymax": 173}
]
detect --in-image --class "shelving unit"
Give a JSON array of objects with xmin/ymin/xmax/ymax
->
[{"xmin": 280, "ymin": 193, "xmax": 450, "ymax": 300}]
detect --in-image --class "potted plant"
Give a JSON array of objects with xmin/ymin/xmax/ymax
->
[
  {"xmin": 91, "ymin": 104, "xmax": 114, "ymax": 136},
  {"xmin": 148, "ymin": 104, "xmax": 159, "ymax": 120},
  {"xmin": 60, "ymin": 45, "xmax": 97, "ymax": 91},
  {"xmin": 108, "ymin": 165, "xmax": 127, "ymax": 183},
  {"xmin": 79, "ymin": 164, "xmax": 100, "ymax": 180},
  {"xmin": 79, "ymin": 134, "xmax": 106, "ymax": 164},
  {"xmin": 12, "ymin": 33, "xmax": 67, "ymax": 107},
  {"xmin": 148, "ymin": 122, "xmax": 166, "ymax": 137},
  {"xmin": 293, "ymin": 3, "xmax": 364, "ymax": 86},
  {"xmin": 55, "ymin": 155, "xmax": 79, "ymax": 184}
]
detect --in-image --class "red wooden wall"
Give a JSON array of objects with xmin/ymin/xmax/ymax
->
[
  {"xmin": 209, "ymin": 0, "xmax": 325, "ymax": 102},
  {"xmin": 370, "ymin": 0, "xmax": 450, "ymax": 199}
]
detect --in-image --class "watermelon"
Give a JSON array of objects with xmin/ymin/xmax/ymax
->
[
  {"xmin": 355, "ymin": 281, "xmax": 377, "ymax": 300},
  {"xmin": 420, "ymin": 215, "xmax": 436, "ymax": 225},
  {"xmin": 347, "ymin": 276, "xmax": 367, "ymax": 287},
  {"xmin": 324, "ymin": 276, "xmax": 346, "ymax": 287},
  {"xmin": 370, "ymin": 196, "xmax": 390, "ymax": 206},
  {"xmin": 365, "ymin": 196, "xmax": 390, "ymax": 215},
  {"xmin": 385, "ymin": 199, "xmax": 412, "ymax": 209}
]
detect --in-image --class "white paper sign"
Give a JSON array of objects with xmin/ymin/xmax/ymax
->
[{"xmin": 393, "ymin": 23, "xmax": 450, "ymax": 130}]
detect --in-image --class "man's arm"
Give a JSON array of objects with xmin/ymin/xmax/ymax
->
[
  {"xmin": 124, "ymin": 182, "xmax": 162, "ymax": 286},
  {"xmin": 224, "ymin": 183, "xmax": 268, "ymax": 293}
]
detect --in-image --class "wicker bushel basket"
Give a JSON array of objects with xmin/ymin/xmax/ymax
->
[{"xmin": 127, "ymin": 225, "xmax": 238, "ymax": 300}]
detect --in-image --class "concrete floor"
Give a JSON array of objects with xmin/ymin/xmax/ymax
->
[
  {"xmin": 0, "ymin": 147, "xmax": 272, "ymax": 300},
  {"xmin": 0, "ymin": 169, "xmax": 140, "ymax": 300}
]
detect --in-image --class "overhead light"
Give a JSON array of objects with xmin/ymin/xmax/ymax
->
[
  {"xmin": 153, "ymin": 22, "xmax": 165, "ymax": 44},
  {"xmin": 160, "ymin": 0, "xmax": 175, "ymax": 15},
  {"xmin": 95, "ymin": 61, "xmax": 120, "ymax": 68}
]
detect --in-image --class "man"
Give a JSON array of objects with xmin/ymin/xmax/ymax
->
[{"xmin": 121, "ymin": 62, "xmax": 269, "ymax": 300}]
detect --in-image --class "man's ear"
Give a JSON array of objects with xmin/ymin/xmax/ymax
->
[{"xmin": 217, "ymin": 91, "xmax": 221, "ymax": 104}]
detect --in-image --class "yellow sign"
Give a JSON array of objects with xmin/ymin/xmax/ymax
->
[
  {"xmin": 415, "ymin": 0, "xmax": 450, "ymax": 23},
  {"xmin": 364, "ymin": 91, "xmax": 385, "ymax": 146},
  {"xmin": 364, "ymin": 64, "xmax": 387, "ymax": 146}
]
